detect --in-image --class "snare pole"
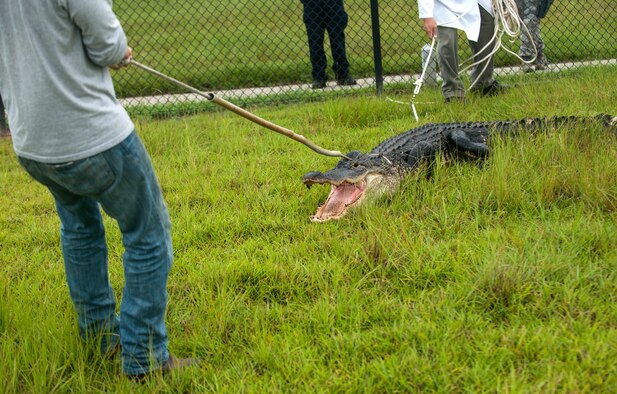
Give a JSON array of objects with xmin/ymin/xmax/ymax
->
[
  {"xmin": 411, "ymin": 37, "xmax": 436, "ymax": 122},
  {"xmin": 130, "ymin": 60, "xmax": 350, "ymax": 160}
]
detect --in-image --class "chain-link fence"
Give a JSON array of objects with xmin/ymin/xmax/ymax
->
[{"xmin": 114, "ymin": 0, "xmax": 617, "ymax": 110}]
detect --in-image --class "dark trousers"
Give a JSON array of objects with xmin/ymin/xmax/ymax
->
[
  {"xmin": 436, "ymin": 6, "xmax": 496, "ymax": 98},
  {"xmin": 302, "ymin": 0, "xmax": 351, "ymax": 81},
  {"xmin": 0, "ymin": 94, "xmax": 7, "ymax": 132}
]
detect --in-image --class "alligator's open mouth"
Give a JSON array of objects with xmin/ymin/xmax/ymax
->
[
  {"xmin": 303, "ymin": 151, "xmax": 396, "ymax": 222},
  {"xmin": 310, "ymin": 179, "xmax": 367, "ymax": 222}
]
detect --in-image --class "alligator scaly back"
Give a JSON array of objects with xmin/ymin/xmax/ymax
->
[{"xmin": 303, "ymin": 115, "xmax": 616, "ymax": 222}]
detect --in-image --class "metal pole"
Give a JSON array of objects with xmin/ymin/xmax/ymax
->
[{"xmin": 370, "ymin": 0, "xmax": 383, "ymax": 96}]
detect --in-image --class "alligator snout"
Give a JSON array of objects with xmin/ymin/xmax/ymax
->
[{"xmin": 303, "ymin": 171, "xmax": 326, "ymax": 188}]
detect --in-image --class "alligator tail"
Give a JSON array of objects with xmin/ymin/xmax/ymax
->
[{"xmin": 514, "ymin": 114, "xmax": 616, "ymax": 132}]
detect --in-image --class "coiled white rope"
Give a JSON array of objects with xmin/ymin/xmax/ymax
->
[{"xmin": 463, "ymin": 0, "xmax": 537, "ymax": 89}]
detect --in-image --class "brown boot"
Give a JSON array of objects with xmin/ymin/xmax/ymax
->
[{"xmin": 127, "ymin": 355, "xmax": 200, "ymax": 382}]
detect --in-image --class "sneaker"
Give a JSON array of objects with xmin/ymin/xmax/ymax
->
[
  {"xmin": 336, "ymin": 76, "xmax": 357, "ymax": 86},
  {"xmin": 127, "ymin": 355, "xmax": 200, "ymax": 382},
  {"xmin": 311, "ymin": 80, "xmax": 327, "ymax": 89},
  {"xmin": 472, "ymin": 80, "xmax": 509, "ymax": 97}
]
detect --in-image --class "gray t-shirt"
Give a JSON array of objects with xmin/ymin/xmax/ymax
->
[{"xmin": 0, "ymin": 0, "xmax": 134, "ymax": 163}]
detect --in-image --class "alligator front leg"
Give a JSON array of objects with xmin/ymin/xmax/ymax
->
[
  {"xmin": 448, "ymin": 129, "xmax": 490, "ymax": 158},
  {"xmin": 404, "ymin": 142, "xmax": 437, "ymax": 168}
]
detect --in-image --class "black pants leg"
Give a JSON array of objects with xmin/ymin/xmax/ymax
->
[
  {"xmin": 0, "ymin": 94, "xmax": 7, "ymax": 133},
  {"xmin": 303, "ymin": 5, "xmax": 328, "ymax": 81},
  {"xmin": 326, "ymin": 1, "xmax": 350, "ymax": 80}
]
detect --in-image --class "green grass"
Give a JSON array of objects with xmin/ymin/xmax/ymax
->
[
  {"xmin": 1, "ymin": 66, "xmax": 616, "ymax": 392},
  {"xmin": 111, "ymin": 0, "xmax": 617, "ymax": 97}
]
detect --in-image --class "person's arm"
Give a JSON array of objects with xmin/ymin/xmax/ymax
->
[
  {"xmin": 58, "ymin": 0, "xmax": 129, "ymax": 67},
  {"xmin": 422, "ymin": 18, "xmax": 438, "ymax": 39},
  {"xmin": 109, "ymin": 47, "xmax": 133, "ymax": 70},
  {"xmin": 418, "ymin": 0, "xmax": 437, "ymax": 39}
]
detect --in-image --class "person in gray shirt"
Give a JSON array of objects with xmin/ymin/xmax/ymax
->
[{"xmin": 0, "ymin": 0, "xmax": 197, "ymax": 380}]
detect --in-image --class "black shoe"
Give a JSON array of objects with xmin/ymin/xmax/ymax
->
[
  {"xmin": 445, "ymin": 95, "xmax": 466, "ymax": 104},
  {"xmin": 535, "ymin": 55, "xmax": 549, "ymax": 71},
  {"xmin": 520, "ymin": 56, "xmax": 535, "ymax": 73},
  {"xmin": 521, "ymin": 62, "xmax": 535, "ymax": 73},
  {"xmin": 337, "ymin": 76, "xmax": 357, "ymax": 86},
  {"xmin": 311, "ymin": 80, "xmax": 327, "ymax": 89},
  {"xmin": 472, "ymin": 80, "xmax": 509, "ymax": 96},
  {"xmin": 127, "ymin": 355, "xmax": 200, "ymax": 382}
]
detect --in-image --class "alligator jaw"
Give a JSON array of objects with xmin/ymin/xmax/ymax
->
[
  {"xmin": 310, "ymin": 180, "xmax": 367, "ymax": 222},
  {"xmin": 303, "ymin": 151, "xmax": 397, "ymax": 222}
]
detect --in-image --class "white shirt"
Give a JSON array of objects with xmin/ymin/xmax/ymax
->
[{"xmin": 418, "ymin": 0, "xmax": 494, "ymax": 42}]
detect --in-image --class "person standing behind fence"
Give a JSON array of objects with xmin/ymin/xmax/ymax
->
[
  {"xmin": 516, "ymin": 0, "xmax": 553, "ymax": 72},
  {"xmin": 418, "ymin": 0, "xmax": 508, "ymax": 103},
  {"xmin": 0, "ymin": 0, "xmax": 198, "ymax": 381},
  {"xmin": 0, "ymin": 93, "xmax": 8, "ymax": 137},
  {"xmin": 301, "ymin": 0, "xmax": 357, "ymax": 89}
]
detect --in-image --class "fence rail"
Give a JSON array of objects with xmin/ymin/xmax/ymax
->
[{"xmin": 114, "ymin": 0, "xmax": 617, "ymax": 109}]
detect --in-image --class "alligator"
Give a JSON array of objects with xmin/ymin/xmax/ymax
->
[{"xmin": 303, "ymin": 115, "xmax": 617, "ymax": 222}]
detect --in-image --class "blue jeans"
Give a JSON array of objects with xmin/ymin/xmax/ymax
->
[{"xmin": 18, "ymin": 131, "xmax": 172, "ymax": 375}]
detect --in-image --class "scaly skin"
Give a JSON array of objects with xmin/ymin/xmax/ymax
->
[{"xmin": 303, "ymin": 115, "xmax": 617, "ymax": 222}]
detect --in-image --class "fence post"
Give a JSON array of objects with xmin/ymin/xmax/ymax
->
[{"xmin": 370, "ymin": 0, "xmax": 383, "ymax": 96}]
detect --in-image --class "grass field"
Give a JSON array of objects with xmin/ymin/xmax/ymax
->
[{"xmin": 1, "ymin": 66, "xmax": 616, "ymax": 392}]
